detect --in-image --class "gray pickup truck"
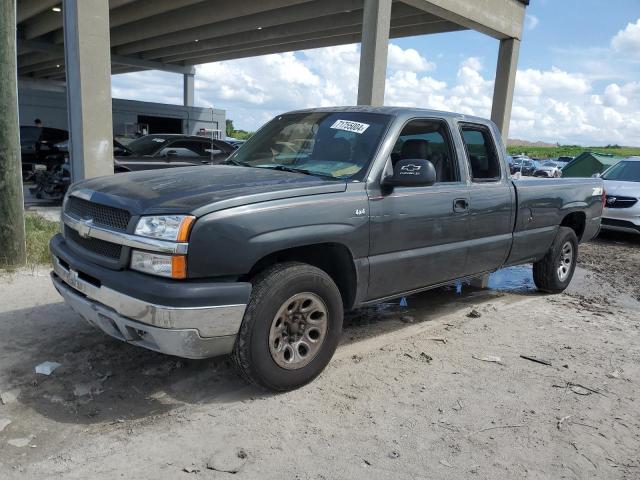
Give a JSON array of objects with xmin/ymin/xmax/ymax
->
[{"xmin": 50, "ymin": 107, "xmax": 603, "ymax": 391}]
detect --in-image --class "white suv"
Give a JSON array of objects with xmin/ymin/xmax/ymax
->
[{"xmin": 600, "ymin": 157, "xmax": 640, "ymax": 234}]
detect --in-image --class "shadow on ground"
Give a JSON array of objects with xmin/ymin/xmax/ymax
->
[{"xmin": 0, "ymin": 266, "xmax": 539, "ymax": 427}]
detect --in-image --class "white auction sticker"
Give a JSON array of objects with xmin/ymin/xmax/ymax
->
[{"xmin": 330, "ymin": 119, "xmax": 370, "ymax": 134}]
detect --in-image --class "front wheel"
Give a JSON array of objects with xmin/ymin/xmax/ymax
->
[
  {"xmin": 533, "ymin": 226, "xmax": 578, "ymax": 293},
  {"xmin": 233, "ymin": 262, "xmax": 343, "ymax": 391}
]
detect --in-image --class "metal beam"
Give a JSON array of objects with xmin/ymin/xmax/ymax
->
[
  {"xmin": 180, "ymin": 21, "xmax": 463, "ymax": 66},
  {"xmin": 491, "ymin": 37, "xmax": 520, "ymax": 138},
  {"xmin": 142, "ymin": 4, "xmax": 429, "ymax": 61},
  {"xmin": 159, "ymin": 14, "xmax": 443, "ymax": 64},
  {"xmin": 357, "ymin": 0, "xmax": 391, "ymax": 106},
  {"xmin": 401, "ymin": 0, "xmax": 526, "ymax": 40},
  {"xmin": 110, "ymin": 0, "xmax": 314, "ymax": 47},
  {"xmin": 115, "ymin": 0, "xmax": 364, "ymax": 55},
  {"xmin": 63, "ymin": 0, "xmax": 114, "ymax": 181},
  {"xmin": 17, "ymin": 39, "xmax": 194, "ymax": 75},
  {"xmin": 16, "ymin": 0, "xmax": 59, "ymax": 23}
]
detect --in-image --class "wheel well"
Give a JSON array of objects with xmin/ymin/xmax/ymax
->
[
  {"xmin": 114, "ymin": 166, "xmax": 131, "ymax": 173},
  {"xmin": 560, "ymin": 211, "xmax": 586, "ymax": 241},
  {"xmin": 244, "ymin": 243, "xmax": 358, "ymax": 309}
]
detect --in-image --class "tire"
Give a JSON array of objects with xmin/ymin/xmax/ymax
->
[
  {"xmin": 233, "ymin": 262, "xmax": 343, "ymax": 391},
  {"xmin": 533, "ymin": 226, "xmax": 578, "ymax": 293}
]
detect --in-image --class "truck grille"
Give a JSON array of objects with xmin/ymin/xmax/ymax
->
[
  {"xmin": 605, "ymin": 195, "xmax": 638, "ymax": 209},
  {"xmin": 65, "ymin": 225, "xmax": 123, "ymax": 260},
  {"xmin": 66, "ymin": 196, "xmax": 131, "ymax": 231}
]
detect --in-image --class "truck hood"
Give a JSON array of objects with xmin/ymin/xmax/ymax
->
[
  {"xmin": 602, "ymin": 180, "xmax": 640, "ymax": 197},
  {"xmin": 69, "ymin": 165, "xmax": 347, "ymax": 216}
]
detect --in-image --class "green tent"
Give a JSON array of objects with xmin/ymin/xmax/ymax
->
[{"xmin": 562, "ymin": 152, "xmax": 626, "ymax": 177}]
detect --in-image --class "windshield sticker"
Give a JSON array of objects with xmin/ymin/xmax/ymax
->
[
  {"xmin": 330, "ymin": 119, "xmax": 370, "ymax": 134},
  {"xmin": 151, "ymin": 138, "xmax": 166, "ymax": 143}
]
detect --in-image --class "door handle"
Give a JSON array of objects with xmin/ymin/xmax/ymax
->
[{"xmin": 453, "ymin": 198, "xmax": 469, "ymax": 213}]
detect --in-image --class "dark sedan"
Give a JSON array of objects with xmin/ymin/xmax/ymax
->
[{"xmin": 114, "ymin": 134, "xmax": 235, "ymax": 172}]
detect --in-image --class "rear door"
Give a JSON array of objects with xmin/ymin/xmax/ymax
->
[
  {"xmin": 458, "ymin": 122, "xmax": 515, "ymax": 275},
  {"xmin": 366, "ymin": 118, "xmax": 470, "ymax": 300}
]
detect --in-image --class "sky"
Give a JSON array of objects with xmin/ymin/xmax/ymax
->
[{"xmin": 111, "ymin": 1, "xmax": 640, "ymax": 146}]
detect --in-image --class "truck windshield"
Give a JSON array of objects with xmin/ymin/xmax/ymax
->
[
  {"xmin": 226, "ymin": 112, "xmax": 392, "ymax": 180},
  {"xmin": 602, "ymin": 160, "xmax": 640, "ymax": 182}
]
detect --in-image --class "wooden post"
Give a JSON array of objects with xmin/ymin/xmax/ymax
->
[{"xmin": 0, "ymin": 0, "xmax": 26, "ymax": 267}]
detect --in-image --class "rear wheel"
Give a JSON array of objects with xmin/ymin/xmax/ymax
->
[
  {"xmin": 233, "ymin": 262, "xmax": 343, "ymax": 391},
  {"xmin": 533, "ymin": 226, "xmax": 578, "ymax": 293}
]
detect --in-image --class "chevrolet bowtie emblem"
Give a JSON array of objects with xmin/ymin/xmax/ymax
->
[{"xmin": 76, "ymin": 218, "xmax": 93, "ymax": 238}]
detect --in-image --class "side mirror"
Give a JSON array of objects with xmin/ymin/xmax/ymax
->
[
  {"xmin": 591, "ymin": 172, "xmax": 601, "ymax": 178},
  {"xmin": 382, "ymin": 159, "xmax": 437, "ymax": 187},
  {"xmin": 165, "ymin": 150, "xmax": 178, "ymax": 158}
]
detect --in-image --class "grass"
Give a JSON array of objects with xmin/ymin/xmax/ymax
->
[
  {"xmin": 0, "ymin": 214, "xmax": 59, "ymax": 270},
  {"xmin": 506, "ymin": 145, "xmax": 640, "ymax": 160},
  {"xmin": 25, "ymin": 214, "xmax": 59, "ymax": 265}
]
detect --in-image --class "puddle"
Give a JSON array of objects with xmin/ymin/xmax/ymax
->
[{"xmin": 488, "ymin": 265, "xmax": 536, "ymax": 293}]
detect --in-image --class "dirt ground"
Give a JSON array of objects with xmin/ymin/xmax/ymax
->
[{"xmin": 1, "ymin": 235, "xmax": 639, "ymax": 479}]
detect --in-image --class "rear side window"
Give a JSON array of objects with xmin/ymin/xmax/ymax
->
[{"xmin": 460, "ymin": 125, "xmax": 501, "ymax": 182}]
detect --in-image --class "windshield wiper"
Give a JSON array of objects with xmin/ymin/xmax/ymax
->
[
  {"xmin": 263, "ymin": 164, "xmax": 337, "ymax": 179},
  {"xmin": 225, "ymin": 157, "xmax": 251, "ymax": 167}
]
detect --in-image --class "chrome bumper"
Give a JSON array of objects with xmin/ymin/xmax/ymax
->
[{"xmin": 51, "ymin": 256, "xmax": 247, "ymax": 359}]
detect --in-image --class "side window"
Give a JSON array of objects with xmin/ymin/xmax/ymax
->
[
  {"xmin": 160, "ymin": 140, "xmax": 206, "ymax": 157},
  {"xmin": 460, "ymin": 125, "xmax": 501, "ymax": 181},
  {"xmin": 392, "ymin": 119, "xmax": 459, "ymax": 183}
]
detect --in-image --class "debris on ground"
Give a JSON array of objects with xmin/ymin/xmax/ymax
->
[
  {"xmin": 7, "ymin": 437, "xmax": 33, "ymax": 448},
  {"xmin": 519, "ymin": 355, "xmax": 552, "ymax": 366},
  {"xmin": 389, "ymin": 450, "xmax": 401, "ymax": 459},
  {"xmin": 400, "ymin": 315, "xmax": 414, "ymax": 323},
  {"xmin": 467, "ymin": 309, "xmax": 482, "ymax": 318},
  {"xmin": 34, "ymin": 361, "xmax": 61, "ymax": 375},
  {"xmin": 420, "ymin": 352, "xmax": 433, "ymax": 363},
  {"xmin": 606, "ymin": 369, "xmax": 622, "ymax": 379},
  {"xmin": 427, "ymin": 337, "xmax": 447, "ymax": 344},
  {"xmin": 206, "ymin": 447, "xmax": 248, "ymax": 474},
  {"xmin": 0, "ymin": 418, "xmax": 11, "ymax": 432},
  {"xmin": 439, "ymin": 459, "xmax": 453, "ymax": 468},
  {"xmin": 472, "ymin": 354, "xmax": 503, "ymax": 365},
  {"xmin": 182, "ymin": 466, "xmax": 200, "ymax": 474},
  {"xmin": 557, "ymin": 415, "xmax": 573, "ymax": 430},
  {"xmin": 0, "ymin": 389, "xmax": 19, "ymax": 405}
]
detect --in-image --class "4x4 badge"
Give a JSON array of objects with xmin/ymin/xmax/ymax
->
[{"xmin": 355, "ymin": 208, "xmax": 366, "ymax": 216}]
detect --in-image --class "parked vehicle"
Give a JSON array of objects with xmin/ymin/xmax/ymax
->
[
  {"xmin": 225, "ymin": 138, "xmax": 246, "ymax": 149},
  {"xmin": 511, "ymin": 156, "xmax": 539, "ymax": 176},
  {"xmin": 534, "ymin": 160, "xmax": 564, "ymax": 178},
  {"xmin": 50, "ymin": 107, "xmax": 603, "ymax": 391},
  {"xmin": 20, "ymin": 125, "xmax": 69, "ymax": 179},
  {"xmin": 599, "ymin": 157, "xmax": 640, "ymax": 234},
  {"xmin": 113, "ymin": 134, "xmax": 236, "ymax": 172}
]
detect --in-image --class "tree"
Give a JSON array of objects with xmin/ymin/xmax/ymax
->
[
  {"xmin": 225, "ymin": 119, "xmax": 235, "ymax": 138},
  {"xmin": 0, "ymin": 0, "xmax": 26, "ymax": 267}
]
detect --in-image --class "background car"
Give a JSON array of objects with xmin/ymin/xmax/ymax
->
[
  {"xmin": 113, "ymin": 134, "xmax": 236, "ymax": 172},
  {"xmin": 599, "ymin": 157, "xmax": 640, "ymax": 234},
  {"xmin": 534, "ymin": 160, "xmax": 564, "ymax": 178}
]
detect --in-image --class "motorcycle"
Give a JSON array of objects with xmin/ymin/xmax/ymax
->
[{"xmin": 29, "ymin": 162, "xmax": 71, "ymax": 201}]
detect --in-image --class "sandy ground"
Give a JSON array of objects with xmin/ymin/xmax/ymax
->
[{"xmin": 0, "ymin": 239, "xmax": 639, "ymax": 479}]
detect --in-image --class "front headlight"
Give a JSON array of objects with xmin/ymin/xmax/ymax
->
[
  {"xmin": 130, "ymin": 250, "xmax": 187, "ymax": 279},
  {"xmin": 134, "ymin": 215, "xmax": 195, "ymax": 242}
]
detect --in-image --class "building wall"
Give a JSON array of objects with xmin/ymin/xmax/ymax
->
[{"xmin": 18, "ymin": 83, "xmax": 225, "ymax": 138}]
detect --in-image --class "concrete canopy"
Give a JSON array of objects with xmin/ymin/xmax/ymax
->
[{"xmin": 16, "ymin": 0, "xmax": 526, "ymax": 79}]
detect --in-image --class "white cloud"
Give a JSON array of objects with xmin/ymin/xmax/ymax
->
[
  {"xmin": 525, "ymin": 14, "xmax": 539, "ymax": 31},
  {"xmin": 112, "ymin": 40, "xmax": 640, "ymax": 146},
  {"xmin": 611, "ymin": 18, "xmax": 640, "ymax": 57}
]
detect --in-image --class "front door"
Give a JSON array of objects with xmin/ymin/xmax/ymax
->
[{"xmin": 366, "ymin": 118, "xmax": 470, "ymax": 301}]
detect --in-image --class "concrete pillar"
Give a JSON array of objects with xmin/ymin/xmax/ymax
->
[
  {"xmin": 0, "ymin": 0, "xmax": 26, "ymax": 266},
  {"xmin": 183, "ymin": 72, "xmax": 194, "ymax": 107},
  {"xmin": 63, "ymin": 0, "xmax": 114, "ymax": 181},
  {"xmin": 491, "ymin": 37, "xmax": 520, "ymax": 140},
  {"xmin": 357, "ymin": 0, "xmax": 391, "ymax": 106}
]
